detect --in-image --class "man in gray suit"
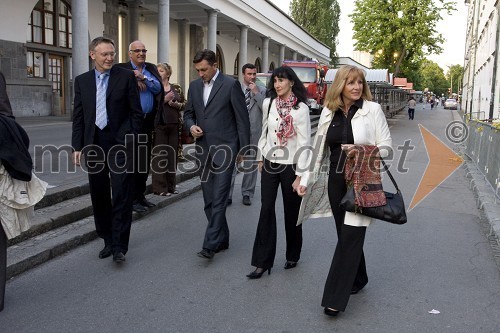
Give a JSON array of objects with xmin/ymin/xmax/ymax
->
[
  {"xmin": 228, "ymin": 64, "xmax": 266, "ymax": 206},
  {"xmin": 184, "ymin": 49, "xmax": 250, "ymax": 259}
]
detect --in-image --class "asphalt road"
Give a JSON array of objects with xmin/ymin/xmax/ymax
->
[{"xmin": 2, "ymin": 104, "xmax": 499, "ymax": 332}]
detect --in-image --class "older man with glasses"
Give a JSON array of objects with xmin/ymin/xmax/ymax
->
[{"xmin": 116, "ymin": 40, "xmax": 164, "ymax": 213}]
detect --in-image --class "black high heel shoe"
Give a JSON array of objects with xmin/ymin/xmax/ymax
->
[
  {"xmin": 246, "ymin": 267, "xmax": 271, "ymax": 279},
  {"xmin": 324, "ymin": 307, "xmax": 340, "ymax": 317}
]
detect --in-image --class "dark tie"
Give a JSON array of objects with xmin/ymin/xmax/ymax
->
[
  {"xmin": 245, "ymin": 88, "xmax": 251, "ymax": 110},
  {"xmin": 95, "ymin": 73, "xmax": 108, "ymax": 129}
]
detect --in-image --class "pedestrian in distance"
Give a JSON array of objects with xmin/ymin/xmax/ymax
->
[
  {"xmin": 183, "ymin": 49, "xmax": 250, "ymax": 260},
  {"xmin": 71, "ymin": 37, "xmax": 143, "ymax": 263},
  {"xmin": 246, "ymin": 66, "xmax": 311, "ymax": 279},
  {"xmin": 151, "ymin": 62, "xmax": 185, "ymax": 196},
  {"xmin": 228, "ymin": 63, "xmax": 266, "ymax": 206},
  {"xmin": 116, "ymin": 40, "xmax": 163, "ymax": 213},
  {"xmin": 408, "ymin": 96, "xmax": 416, "ymax": 120},
  {"xmin": 296, "ymin": 65, "xmax": 392, "ymax": 316}
]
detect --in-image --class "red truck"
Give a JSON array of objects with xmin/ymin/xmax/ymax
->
[{"xmin": 282, "ymin": 60, "xmax": 329, "ymax": 114}]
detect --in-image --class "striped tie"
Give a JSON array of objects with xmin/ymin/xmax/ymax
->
[
  {"xmin": 95, "ymin": 73, "xmax": 108, "ymax": 130},
  {"xmin": 245, "ymin": 88, "xmax": 251, "ymax": 110}
]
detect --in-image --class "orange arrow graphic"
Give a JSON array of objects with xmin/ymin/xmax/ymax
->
[{"xmin": 408, "ymin": 125, "xmax": 464, "ymax": 211}]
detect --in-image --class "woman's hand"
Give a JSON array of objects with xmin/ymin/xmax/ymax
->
[
  {"xmin": 165, "ymin": 90, "xmax": 175, "ymax": 103},
  {"xmin": 296, "ymin": 185, "xmax": 307, "ymax": 197}
]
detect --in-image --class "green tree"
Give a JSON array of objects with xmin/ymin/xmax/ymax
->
[
  {"xmin": 290, "ymin": 0, "xmax": 340, "ymax": 63},
  {"xmin": 446, "ymin": 64, "xmax": 464, "ymax": 95},
  {"xmin": 419, "ymin": 59, "xmax": 449, "ymax": 96},
  {"xmin": 350, "ymin": 0, "xmax": 454, "ymax": 77}
]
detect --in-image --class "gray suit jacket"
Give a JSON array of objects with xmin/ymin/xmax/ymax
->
[
  {"xmin": 184, "ymin": 72, "xmax": 250, "ymax": 168},
  {"xmin": 242, "ymin": 84, "xmax": 266, "ymax": 145}
]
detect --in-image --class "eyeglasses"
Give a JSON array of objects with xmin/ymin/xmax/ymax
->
[{"xmin": 130, "ymin": 49, "xmax": 148, "ymax": 54}]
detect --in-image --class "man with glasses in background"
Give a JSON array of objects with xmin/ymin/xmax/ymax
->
[
  {"xmin": 72, "ymin": 37, "xmax": 143, "ymax": 263},
  {"xmin": 116, "ymin": 40, "xmax": 164, "ymax": 213}
]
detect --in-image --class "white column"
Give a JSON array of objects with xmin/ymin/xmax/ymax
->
[
  {"xmin": 72, "ymin": 0, "xmax": 89, "ymax": 79},
  {"xmin": 158, "ymin": 0, "xmax": 170, "ymax": 63},
  {"xmin": 239, "ymin": 25, "xmax": 249, "ymax": 81},
  {"xmin": 206, "ymin": 9, "xmax": 219, "ymax": 52},
  {"xmin": 261, "ymin": 36, "xmax": 269, "ymax": 72},
  {"xmin": 176, "ymin": 19, "xmax": 188, "ymax": 90},
  {"xmin": 279, "ymin": 44, "xmax": 286, "ymax": 64},
  {"xmin": 292, "ymin": 51, "xmax": 298, "ymax": 60},
  {"xmin": 128, "ymin": 1, "xmax": 140, "ymax": 43}
]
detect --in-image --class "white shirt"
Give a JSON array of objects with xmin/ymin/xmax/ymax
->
[{"xmin": 203, "ymin": 69, "xmax": 220, "ymax": 106}]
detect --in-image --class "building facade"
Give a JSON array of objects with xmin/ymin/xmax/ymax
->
[
  {"xmin": 0, "ymin": 0, "xmax": 330, "ymax": 117},
  {"xmin": 462, "ymin": 0, "xmax": 500, "ymax": 120}
]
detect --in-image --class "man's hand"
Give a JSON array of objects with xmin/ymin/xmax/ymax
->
[
  {"xmin": 72, "ymin": 151, "xmax": 82, "ymax": 166},
  {"xmin": 190, "ymin": 125, "xmax": 204, "ymax": 138},
  {"xmin": 236, "ymin": 154, "xmax": 244, "ymax": 164},
  {"xmin": 258, "ymin": 161, "xmax": 263, "ymax": 173},
  {"xmin": 248, "ymin": 81, "xmax": 259, "ymax": 94}
]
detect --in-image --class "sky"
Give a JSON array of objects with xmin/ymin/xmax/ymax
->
[{"xmin": 269, "ymin": 0, "xmax": 468, "ymax": 73}]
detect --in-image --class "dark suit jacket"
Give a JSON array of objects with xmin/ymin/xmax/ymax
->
[
  {"xmin": 0, "ymin": 71, "xmax": 13, "ymax": 118},
  {"xmin": 71, "ymin": 66, "xmax": 143, "ymax": 152},
  {"xmin": 184, "ymin": 72, "xmax": 250, "ymax": 168},
  {"xmin": 114, "ymin": 61, "xmax": 164, "ymax": 130}
]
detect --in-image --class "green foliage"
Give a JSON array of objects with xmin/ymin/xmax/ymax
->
[
  {"xmin": 418, "ymin": 59, "xmax": 449, "ymax": 95},
  {"xmin": 290, "ymin": 0, "xmax": 340, "ymax": 63},
  {"xmin": 350, "ymin": 0, "xmax": 454, "ymax": 77},
  {"xmin": 446, "ymin": 64, "xmax": 463, "ymax": 94}
]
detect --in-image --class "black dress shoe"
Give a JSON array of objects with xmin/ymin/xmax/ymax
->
[
  {"xmin": 139, "ymin": 198, "xmax": 156, "ymax": 208},
  {"xmin": 132, "ymin": 202, "xmax": 147, "ymax": 212},
  {"xmin": 284, "ymin": 261, "xmax": 297, "ymax": 269},
  {"xmin": 98, "ymin": 245, "xmax": 112, "ymax": 259},
  {"xmin": 350, "ymin": 286, "xmax": 364, "ymax": 295},
  {"xmin": 113, "ymin": 252, "xmax": 126, "ymax": 263},
  {"xmin": 242, "ymin": 195, "xmax": 251, "ymax": 206},
  {"xmin": 214, "ymin": 243, "xmax": 229, "ymax": 253},
  {"xmin": 227, "ymin": 198, "xmax": 232, "ymax": 206},
  {"xmin": 197, "ymin": 249, "xmax": 215, "ymax": 259},
  {"xmin": 324, "ymin": 307, "xmax": 340, "ymax": 317}
]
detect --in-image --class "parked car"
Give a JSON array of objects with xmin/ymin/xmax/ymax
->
[{"xmin": 444, "ymin": 98, "xmax": 458, "ymax": 110}]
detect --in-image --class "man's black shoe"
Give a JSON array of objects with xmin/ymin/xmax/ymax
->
[
  {"xmin": 227, "ymin": 198, "xmax": 232, "ymax": 206},
  {"xmin": 197, "ymin": 249, "xmax": 215, "ymax": 259},
  {"xmin": 98, "ymin": 245, "xmax": 112, "ymax": 259},
  {"xmin": 132, "ymin": 202, "xmax": 147, "ymax": 212},
  {"xmin": 139, "ymin": 198, "xmax": 156, "ymax": 208},
  {"xmin": 214, "ymin": 243, "xmax": 229, "ymax": 253},
  {"xmin": 242, "ymin": 195, "xmax": 251, "ymax": 206},
  {"xmin": 113, "ymin": 252, "xmax": 126, "ymax": 263}
]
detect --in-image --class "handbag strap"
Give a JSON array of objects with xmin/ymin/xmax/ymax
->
[{"xmin": 381, "ymin": 159, "xmax": 400, "ymax": 192}]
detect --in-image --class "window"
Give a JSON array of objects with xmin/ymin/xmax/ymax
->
[
  {"xmin": 58, "ymin": 1, "xmax": 72, "ymax": 48},
  {"xmin": 27, "ymin": 51, "xmax": 44, "ymax": 78}
]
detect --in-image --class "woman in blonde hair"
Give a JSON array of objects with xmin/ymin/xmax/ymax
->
[
  {"xmin": 152, "ymin": 63, "xmax": 185, "ymax": 196},
  {"xmin": 296, "ymin": 65, "xmax": 392, "ymax": 316}
]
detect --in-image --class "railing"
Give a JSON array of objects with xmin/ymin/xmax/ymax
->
[{"xmin": 464, "ymin": 120, "xmax": 500, "ymax": 200}]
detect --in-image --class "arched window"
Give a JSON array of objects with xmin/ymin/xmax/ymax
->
[
  {"xmin": 234, "ymin": 52, "xmax": 239, "ymax": 76},
  {"xmin": 216, "ymin": 45, "xmax": 224, "ymax": 73},
  {"xmin": 269, "ymin": 62, "xmax": 275, "ymax": 72},
  {"xmin": 254, "ymin": 58, "xmax": 261, "ymax": 72}
]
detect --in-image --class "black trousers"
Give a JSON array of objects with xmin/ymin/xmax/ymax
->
[
  {"xmin": 321, "ymin": 170, "xmax": 368, "ymax": 312},
  {"xmin": 133, "ymin": 113, "xmax": 155, "ymax": 201},
  {"xmin": 86, "ymin": 126, "xmax": 134, "ymax": 254},
  {"xmin": 408, "ymin": 108, "xmax": 415, "ymax": 120},
  {"xmin": 0, "ymin": 226, "xmax": 6, "ymax": 312},
  {"xmin": 251, "ymin": 160, "xmax": 302, "ymax": 269},
  {"xmin": 151, "ymin": 123, "xmax": 179, "ymax": 194}
]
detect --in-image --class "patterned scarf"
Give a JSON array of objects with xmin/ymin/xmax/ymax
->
[
  {"xmin": 342, "ymin": 144, "xmax": 386, "ymax": 208},
  {"xmin": 275, "ymin": 93, "xmax": 297, "ymax": 146}
]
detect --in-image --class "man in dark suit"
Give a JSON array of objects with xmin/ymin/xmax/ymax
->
[
  {"xmin": 72, "ymin": 37, "xmax": 143, "ymax": 263},
  {"xmin": 184, "ymin": 49, "xmax": 250, "ymax": 259},
  {"xmin": 228, "ymin": 63, "xmax": 266, "ymax": 206},
  {"xmin": 115, "ymin": 40, "xmax": 163, "ymax": 213}
]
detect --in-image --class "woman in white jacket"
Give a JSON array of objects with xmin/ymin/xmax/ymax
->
[
  {"xmin": 296, "ymin": 65, "xmax": 392, "ymax": 316},
  {"xmin": 247, "ymin": 66, "xmax": 311, "ymax": 279}
]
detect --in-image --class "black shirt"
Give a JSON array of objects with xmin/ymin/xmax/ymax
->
[{"xmin": 326, "ymin": 99, "xmax": 364, "ymax": 173}]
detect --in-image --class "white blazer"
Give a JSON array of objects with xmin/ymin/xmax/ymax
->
[
  {"xmin": 298, "ymin": 100, "xmax": 392, "ymax": 227},
  {"xmin": 257, "ymin": 98, "xmax": 311, "ymax": 177}
]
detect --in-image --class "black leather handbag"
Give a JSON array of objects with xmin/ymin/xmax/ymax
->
[{"xmin": 339, "ymin": 160, "xmax": 407, "ymax": 225}]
